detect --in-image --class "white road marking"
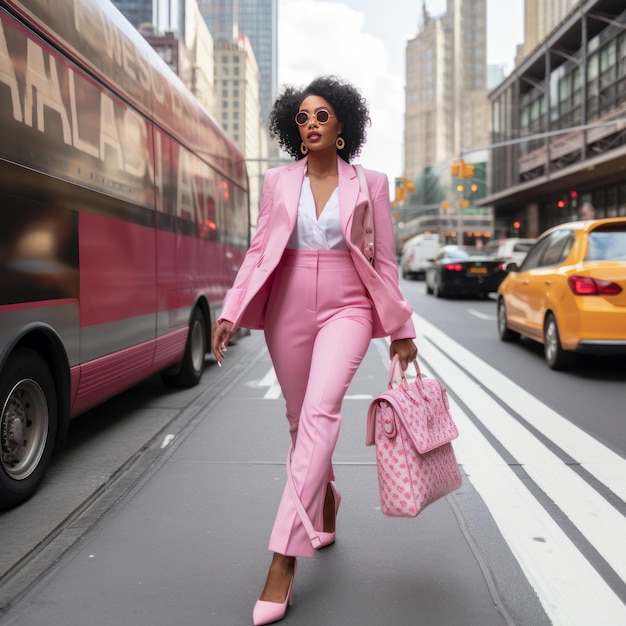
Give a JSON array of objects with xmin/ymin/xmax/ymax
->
[
  {"xmin": 410, "ymin": 312, "xmax": 626, "ymax": 625},
  {"xmin": 259, "ymin": 367, "xmax": 372, "ymax": 400},
  {"xmin": 160, "ymin": 434, "xmax": 175, "ymax": 448},
  {"xmin": 258, "ymin": 368, "xmax": 282, "ymax": 399},
  {"xmin": 467, "ymin": 308, "xmax": 496, "ymax": 320}
]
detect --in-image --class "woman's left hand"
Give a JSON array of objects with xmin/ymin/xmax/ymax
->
[{"xmin": 390, "ymin": 338, "xmax": 418, "ymax": 371}]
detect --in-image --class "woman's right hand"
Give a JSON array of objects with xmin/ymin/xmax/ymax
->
[{"xmin": 212, "ymin": 319, "xmax": 234, "ymax": 366}]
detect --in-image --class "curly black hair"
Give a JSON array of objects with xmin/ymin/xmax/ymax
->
[{"xmin": 268, "ymin": 75, "xmax": 370, "ymax": 163}]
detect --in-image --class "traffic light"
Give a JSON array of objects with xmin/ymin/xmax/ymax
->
[
  {"xmin": 394, "ymin": 177, "xmax": 415, "ymax": 205},
  {"xmin": 513, "ymin": 220, "xmax": 521, "ymax": 230},
  {"xmin": 394, "ymin": 178, "xmax": 406, "ymax": 204},
  {"xmin": 460, "ymin": 162, "xmax": 475, "ymax": 179},
  {"xmin": 459, "ymin": 199, "xmax": 470, "ymax": 208},
  {"xmin": 451, "ymin": 160, "xmax": 460, "ymax": 176}
]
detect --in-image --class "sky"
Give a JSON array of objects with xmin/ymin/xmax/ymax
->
[{"xmin": 278, "ymin": 0, "xmax": 524, "ymax": 188}]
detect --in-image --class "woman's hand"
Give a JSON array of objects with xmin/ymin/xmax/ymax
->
[
  {"xmin": 390, "ymin": 338, "xmax": 418, "ymax": 371},
  {"xmin": 212, "ymin": 319, "xmax": 234, "ymax": 366}
]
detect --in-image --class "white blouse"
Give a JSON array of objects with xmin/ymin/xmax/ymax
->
[{"xmin": 287, "ymin": 176, "xmax": 349, "ymax": 251}]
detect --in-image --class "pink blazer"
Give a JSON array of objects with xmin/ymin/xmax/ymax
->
[{"xmin": 220, "ymin": 156, "xmax": 415, "ymax": 340}]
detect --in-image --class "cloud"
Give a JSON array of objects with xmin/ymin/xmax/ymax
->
[{"xmin": 278, "ymin": 0, "xmax": 404, "ymax": 193}]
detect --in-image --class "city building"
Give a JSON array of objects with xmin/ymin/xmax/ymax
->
[
  {"xmin": 112, "ymin": 0, "xmax": 215, "ymax": 113},
  {"xmin": 400, "ymin": 0, "xmax": 492, "ymax": 248},
  {"xmin": 214, "ymin": 36, "xmax": 263, "ymax": 227},
  {"xmin": 110, "ymin": 0, "xmax": 153, "ymax": 28},
  {"xmin": 523, "ymin": 0, "xmax": 580, "ymax": 58},
  {"xmin": 484, "ymin": 0, "xmax": 626, "ymax": 238},
  {"xmin": 198, "ymin": 0, "xmax": 278, "ymax": 126},
  {"xmin": 238, "ymin": 0, "xmax": 278, "ymax": 126},
  {"xmin": 404, "ymin": 0, "xmax": 489, "ymax": 180}
]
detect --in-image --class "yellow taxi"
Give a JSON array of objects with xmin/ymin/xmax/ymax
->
[{"xmin": 496, "ymin": 217, "xmax": 626, "ymax": 369}]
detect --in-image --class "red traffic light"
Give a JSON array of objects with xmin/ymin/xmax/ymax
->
[
  {"xmin": 571, "ymin": 190, "xmax": 578, "ymax": 198},
  {"xmin": 513, "ymin": 221, "xmax": 521, "ymax": 229},
  {"xmin": 557, "ymin": 200, "xmax": 565, "ymax": 208}
]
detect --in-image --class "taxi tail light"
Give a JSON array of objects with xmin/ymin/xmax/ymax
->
[
  {"xmin": 444, "ymin": 263, "xmax": 463, "ymax": 272},
  {"xmin": 567, "ymin": 276, "xmax": 623, "ymax": 295}
]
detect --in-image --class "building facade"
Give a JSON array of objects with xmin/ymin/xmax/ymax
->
[
  {"xmin": 485, "ymin": 0, "xmax": 626, "ymax": 238},
  {"xmin": 404, "ymin": 0, "xmax": 489, "ymax": 181},
  {"xmin": 113, "ymin": 0, "xmax": 215, "ymax": 113},
  {"xmin": 238, "ymin": 0, "xmax": 278, "ymax": 126},
  {"xmin": 110, "ymin": 0, "xmax": 153, "ymax": 28},
  {"xmin": 523, "ymin": 0, "xmax": 580, "ymax": 58},
  {"xmin": 198, "ymin": 0, "xmax": 277, "ymax": 126},
  {"xmin": 214, "ymin": 36, "xmax": 262, "ymax": 227}
]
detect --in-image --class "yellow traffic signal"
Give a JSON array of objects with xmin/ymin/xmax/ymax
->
[
  {"xmin": 456, "ymin": 184, "xmax": 464, "ymax": 193},
  {"xmin": 440, "ymin": 201, "xmax": 452, "ymax": 209},
  {"xmin": 460, "ymin": 162, "xmax": 475, "ymax": 179},
  {"xmin": 403, "ymin": 177, "xmax": 415, "ymax": 193},
  {"xmin": 459, "ymin": 199, "xmax": 470, "ymax": 208},
  {"xmin": 451, "ymin": 160, "xmax": 460, "ymax": 176}
]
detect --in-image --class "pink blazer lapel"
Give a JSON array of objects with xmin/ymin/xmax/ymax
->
[
  {"xmin": 281, "ymin": 158, "xmax": 308, "ymax": 232},
  {"xmin": 338, "ymin": 158, "xmax": 366, "ymax": 252}
]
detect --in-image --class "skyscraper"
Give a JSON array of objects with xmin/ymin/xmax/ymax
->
[
  {"xmin": 110, "ymin": 0, "xmax": 153, "ymax": 28},
  {"xmin": 404, "ymin": 0, "xmax": 488, "ymax": 179},
  {"xmin": 199, "ymin": 0, "xmax": 278, "ymax": 125},
  {"xmin": 238, "ymin": 0, "xmax": 278, "ymax": 125}
]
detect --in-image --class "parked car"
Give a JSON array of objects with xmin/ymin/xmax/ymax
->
[
  {"xmin": 400, "ymin": 233, "xmax": 441, "ymax": 279},
  {"xmin": 425, "ymin": 245, "xmax": 507, "ymax": 298},
  {"xmin": 497, "ymin": 218, "xmax": 626, "ymax": 370},
  {"xmin": 485, "ymin": 237, "xmax": 536, "ymax": 267}
]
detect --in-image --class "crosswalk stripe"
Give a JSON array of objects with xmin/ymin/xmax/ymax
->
[{"xmin": 409, "ymin": 312, "xmax": 626, "ymax": 625}]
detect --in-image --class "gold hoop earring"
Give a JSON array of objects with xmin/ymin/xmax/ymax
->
[
  {"xmin": 300, "ymin": 142, "xmax": 308, "ymax": 155},
  {"xmin": 336, "ymin": 136, "xmax": 345, "ymax": 150}
]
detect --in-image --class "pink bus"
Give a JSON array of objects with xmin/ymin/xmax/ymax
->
[{"xmin": 0, "ymin": 0, "xmax": 249, "ymax": 508}]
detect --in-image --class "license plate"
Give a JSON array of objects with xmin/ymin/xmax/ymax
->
[{"xmin": 469, "ymin": 267, "xmax": 488, "ymax": 274}]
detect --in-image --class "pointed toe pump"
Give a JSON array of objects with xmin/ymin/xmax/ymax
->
[
  {"xmin": 316, "ymin": 482, "xmax": 341, "ymax": 549},
  {"xmin": 252, "ymin": 562, "xmax": 297, "ymax": 626}
]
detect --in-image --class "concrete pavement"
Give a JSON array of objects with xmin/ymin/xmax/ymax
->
[{"xmin": 1, "ymin": 331, "xmax": 550, "ymax": 626}]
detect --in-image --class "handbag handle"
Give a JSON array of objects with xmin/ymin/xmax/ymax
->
[
  {"xmin": 388, "ymin": 354, "xmax": 450, "ymax": 412},
  {"xmin": 388, "ymin": 354, "xmax": 421, "ymax": 389}
]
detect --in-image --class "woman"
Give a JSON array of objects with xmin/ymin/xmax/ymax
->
[{"xmin": 212, "ymin": 75, "xmax": 417, "ymax": 625}]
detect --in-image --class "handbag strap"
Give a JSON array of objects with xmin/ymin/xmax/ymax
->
[
  {"xmin": 354, "ymin": 164, "xmax": 375, "ymax": 265},
  {"xmin": 388, "ymin": 354, "xmax": 420, "ymax": 389},
  {"xmin": 286, "ymin": 445, "xmax": 322, "ymax": 549}
]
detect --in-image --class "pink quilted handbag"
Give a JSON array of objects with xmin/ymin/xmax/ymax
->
[{"xmin": 366, "ymin": 355, "xmax": 462, "ymax": 517}]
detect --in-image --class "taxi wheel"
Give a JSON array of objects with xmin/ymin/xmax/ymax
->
[
  {"xmin": 497, "ymin": 299, "xmax": 519, "ymax": 342},
  {"xmin": 544, "ymin": 313, "xmax": 575, "ymax": 370}
]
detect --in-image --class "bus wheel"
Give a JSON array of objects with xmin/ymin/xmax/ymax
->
[
  {"xmin": 162, "ymin": 308, "xmax": 206, "ymax": 388},
  {"xmin": 0, "ymin": 349, "xmax": 57, "ymax": 509}
]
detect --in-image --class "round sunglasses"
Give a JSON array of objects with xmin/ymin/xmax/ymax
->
[{"xmin": 295, "ymin": 108, "xmax": 335, "ymax": 126}]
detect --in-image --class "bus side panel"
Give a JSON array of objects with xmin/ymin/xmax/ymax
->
[{"xmin": 78, "ymin": 213, "xmax": 157, "ymax": 330}]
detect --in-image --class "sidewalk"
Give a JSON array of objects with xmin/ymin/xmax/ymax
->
[{"xmin": 2, "ymin": 332, "xmax": 549, "ymax": 626}]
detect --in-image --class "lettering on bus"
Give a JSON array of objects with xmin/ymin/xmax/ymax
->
[{"xmin": 0, "ymin": 8, "xmax": 243, "ymax": 244}]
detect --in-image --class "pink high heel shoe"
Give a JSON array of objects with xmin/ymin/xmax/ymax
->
[
  {"xmin": 252, "ymin": 561, "xmax": 297, "ymax": 626},
  {"xmin": 316, "ymin": 482, "xmax": 341, "ymax": 549}
]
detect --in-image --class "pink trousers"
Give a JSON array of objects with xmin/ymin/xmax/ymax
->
[{"xmin": 264, "ymin": 249, "xmax": 373, "ymax": 558}]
